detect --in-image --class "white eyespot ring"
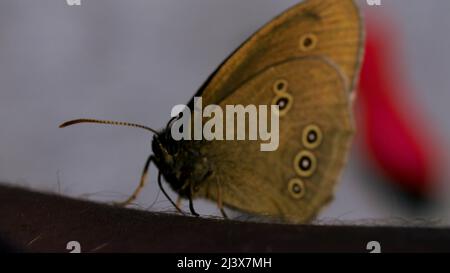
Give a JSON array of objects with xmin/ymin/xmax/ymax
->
[
  {"xmin": 294, "ymin": 150, "xmax": 317, "ymax": 177},
  {"xmin": 302, "ymin": 124, "xmax": 323, "ymax": 149},
  {"xmin": 299, "ymin": 33, "xmax": 318, "ymax": 51},
  {"xmin": 271, "ymin": 93, "xmax": 293, "ymax": 117},
  {"xmin": 288, "ymin": 178, "xmax": 306, "ymax": 199},
  {"xmin": 273, "ymin": 79, "xmax": 288, "ymax": 94}
]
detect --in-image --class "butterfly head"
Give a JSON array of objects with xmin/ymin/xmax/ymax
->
[{"xmin": 151, "ymin": 128, "xmax": 212, "ymax": 198}]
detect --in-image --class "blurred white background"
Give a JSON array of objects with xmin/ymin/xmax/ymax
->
[{"xmin": 0, "ymin": 0, "xmax": 449, "ymax": 224}]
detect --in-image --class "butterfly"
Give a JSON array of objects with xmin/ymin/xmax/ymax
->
[{"xmin": 60, "ymin": 0, "xmax": 364, "ymax": 223}]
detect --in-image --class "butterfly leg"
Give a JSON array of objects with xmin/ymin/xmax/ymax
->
[
  {"xmin": 216, "ymin": 179, "xmax": 228, "ymax": 219},
  {"xmin": 188, "ymin": 196, "xmax": 199, "ymax": 217},
  {"xmin": 114, "ymin": 154, "xmax": 154, "ymax": 207},
  {"xmin": 187, "ymin": 184, "xmax": 199, "ymax": 217},
  {"xmin": 157, "ymin": 171, "xmax": 184, "ymax": 214},
  {"xmin": 176, "ymin": 196, "xmax": 183, "ymax": 212}
]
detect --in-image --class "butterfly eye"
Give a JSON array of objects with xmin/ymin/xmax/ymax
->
[
  {"xmin": 271, "ymin": 93, "xmax": 293, "ymax": 117},
  {"xmin": 299, "ymin": 33, "xmax": 317, "ymax": 51},
  {"xmin": 294, "ymin": 150, "xmax": 317, "ymax": 177},
  {"xmin": 302, "ymin": 124, "xmax": 323, "ymax": 149},
  {"xmin": 273, "ymin": 79, "xmax": 288, "ymax": 93},
  {"xmin": 288, "ymin": 178, "xmax": 305, "ymax": 199}
]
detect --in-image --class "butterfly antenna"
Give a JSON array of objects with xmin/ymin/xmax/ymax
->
[{"xmin": 59, "ymin": 118, "xmax": 158, "ymax": 134}]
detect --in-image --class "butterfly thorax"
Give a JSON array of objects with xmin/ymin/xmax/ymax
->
[{"xmin": 152, "ymin": 130, "xmax": 213, "ymax": 198}]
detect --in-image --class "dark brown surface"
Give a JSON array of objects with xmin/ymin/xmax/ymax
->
[{"xmin": 0, "ymin": 183, "xmax": 449, "ymax": 253}]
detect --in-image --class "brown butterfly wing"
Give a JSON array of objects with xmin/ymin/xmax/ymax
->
[
  {"xmin": 196, "ymin": 0, "xmax": 363, "ymax": 107},
  {"xmin": 194, "ymin": 57, "xmax": 353, "ymax": 223}
]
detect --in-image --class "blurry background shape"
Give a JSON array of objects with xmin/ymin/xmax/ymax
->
[{"xmin": 356, "ymin": 13, "xmax": 443, "ymax": 198}]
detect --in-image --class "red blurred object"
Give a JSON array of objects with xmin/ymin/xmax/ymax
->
[{"xmin": 357, "ymin": 16, "xmax": 439, "ymax": 196}]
